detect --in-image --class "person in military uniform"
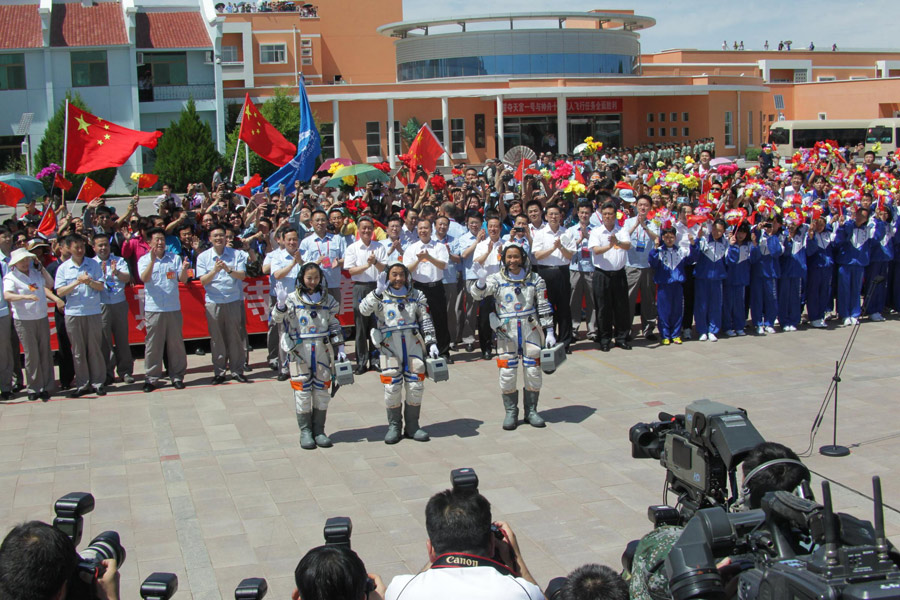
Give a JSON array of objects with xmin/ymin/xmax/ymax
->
[
  {"xmin": 359, "ymin": 261, "xmax": 439, "ymax": 444},
  {"xmin": 271, "ymin": 262, "xmax": 345, "ymax": 450},
  {"xmin": 470, "ymin": 243, "xmax": 554, "ymax": 430}
]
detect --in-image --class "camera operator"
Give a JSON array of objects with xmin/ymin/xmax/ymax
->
[
  {"xmin": 385, "ymin": 487, "xmax": 542, "ymax": 600},
  {"xmin": 628, "ymin": 441, "xmax": 807, "ymax": 600},
  {"xmin": 292, "ymin": 544, "xmax": 385, "ymax": 600},
  {"xmin": 546, "ymin": 564, "xmax": 628, "ymax": 600},
  {"xmin": 0, "ymin": 521, "xmax": 120, "ymax": 600}
]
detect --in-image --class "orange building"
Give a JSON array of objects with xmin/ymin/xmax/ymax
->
[{"xmin": 218, "ymin": 3, "xmax": 900, "ymax": 165}]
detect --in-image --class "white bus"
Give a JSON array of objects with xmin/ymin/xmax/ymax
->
[
  {"xmin": 767, "ymin": 120, "xmax": 869, "ymax": 158},
  {"xmin": 865, "ymin": 118, "xmax": 900, "ymax": 156}
]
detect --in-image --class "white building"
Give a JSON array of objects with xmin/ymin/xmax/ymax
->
[{"xmin": 0, "ymin": 0, "xmax": 226, "ymax": 193}]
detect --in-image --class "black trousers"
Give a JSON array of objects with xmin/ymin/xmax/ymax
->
[
  {"xmin": 478, "ymin": 296, "xmax": 495, "ymax": 354},
  {"xmin": 537, "ymin": 265, "xmax": 572, "ymax": 348},
  {"xmin": 593, "ymin": 267, "xmax": 630, "ymax": 345},
  {"xmin": 682, "ymin": 264, "xmax": 695, "ymax": 333},
  {"xmin": 414, "ymin": 281, "xmax": 451, "ymax": 356},
  {"xmin": 352, "ymin": 282, "xmax": 377, "ymax": 366}
]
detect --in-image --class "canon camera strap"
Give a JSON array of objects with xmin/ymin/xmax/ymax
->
[{"xmin": 430, "ymin": 552, "xmax": 514, "ymax": 577}]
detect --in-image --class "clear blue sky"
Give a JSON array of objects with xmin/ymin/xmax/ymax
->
[{"xmin": 400, "ymin": 0, "xmax": 897, "ymax": 54}]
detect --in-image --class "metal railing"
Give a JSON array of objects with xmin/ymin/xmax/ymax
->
[{"xmin": 139, "ymin": 84, "xmax": 216, "ymax": 102}]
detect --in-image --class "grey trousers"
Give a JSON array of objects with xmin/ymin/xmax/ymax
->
[
  {"xmin": 352, "ymin": 281, "xmax": 377, "ymax": 366},
  {"xmin": 569, "ymin": 270, "xmax": 597, "ymax": 337},
  {"xmin": 459, "ymin": 280, "xmax": 479, "ymax": 344},
  {"xmin": 14, "ymin": 318, "xmax": 54, "ymax": 395},
  {"xmin": 626, "ymin": 266, "xmax": 658, "ymax": 333},
  {"xmin": 266, "ymin": 295, "xmax": 280, "ymax": 365},
  {"xmin": 66, "ymin": 313, "xmax": 106, "ymax": 388},
  {"xmin": 8, "ymin": 321, "xmax": 22, "ymax": 388},
  {"xmin": 100, "ymin": 301, "xmax": 134, "ymax": 380},
  {"xmin": 444, "ymin": 280, "xmax": 460, "ymax": 346},
  {"xmin": 205, "ymin": 300, "xmax": 245, "ymax": 377},
  {"xmin": 0, "ymin": 315, "xmax": 14, "ymax": 392},
  {"xmin": 144, "ymin": 311, "xmax": 187, "ymax": 384}
]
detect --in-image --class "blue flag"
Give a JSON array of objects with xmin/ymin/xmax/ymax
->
[{"xmin": 261, "ymin": 78, "xmax": 321, "ymax": 196}]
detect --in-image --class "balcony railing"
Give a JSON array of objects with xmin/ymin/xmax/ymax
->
[{"xmin": 139, "ymin": 84, "xmax": 216, "ymax": 102}]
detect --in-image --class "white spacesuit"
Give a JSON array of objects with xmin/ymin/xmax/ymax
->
[
  {"xmin": 471, "ymin": 243, "xmax": 554, "ymax": 430},
  {"xmin": 271, "ymin": 262, "xmax": 345, "ymax": 449},
  {"xmin": 359, "ymin": 262, "xmax": 439, "ymax": 444}
]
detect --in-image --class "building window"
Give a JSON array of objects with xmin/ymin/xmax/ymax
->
[
  {"xmin": 301, "ymin": 57, "xmax": 312, "ymax": 66},
  {"xmin": 450, "ymin": 118, "xmax": 465, "ymax": 156},
  {"xmin": 659, "ymin": 113, "xmax": 666, "ymax": 122},
  {"xmin": 647, "ymin": 127, "xmax": 654, "ymax": 137},
  {"xmin": 260, "ymin": 44, "xmax": 287, "ymax": 64},
  {"xmin": 301, "ymin": 39, "xmax": 312, "ymax": 47},
  {"xmin": 682, "ymin": 112, "xmax": 689, "ymax": 122},
  {"xmin": 222, "ymin": 45, "xmax": 239, "ymax": 63},
  {"xmin": 301, "ymin": 47, "xmax": 313, "ymax": 58},
  {"xmin": 71, "ymin": 51, "xmax": 108, "ymax": 87},
  {"xmin": 320, "ymin": 123, "xmax": 334, "ymax": 159},
  {"xmin": 144, "ymin": 52, "xmax": 187, "ymax": 85},
  {"xmin": 724, "ymin": 111, "xmax": 733, "ymax": 146},
  {"xmin": 659, "ymin": 127, "xmax": 666, "ymax": 137},
  {"xmin": 0, "ymin": 53, "xmax": 26, "ymax": 90},
  {"xmin": 430, "ymin": 119, "xmax": 444, "ymax": 145},
  {"xmin": 671, "ymin": 112, "xmax": 677, "ymax": 122},
  {"xmin": 647, "ymin": 113, "xmax": 654, "ymax": 123},
  {"xmin": 816, "ymin": 75, "xmax": 836, "ymax": 82},
  {"xmin": 748, "ymin": 111, "xmax": 753, "ymax": 145},
  {"xmin": 365, "ymin": 121, "xmax": 381, "ymax": 158},
  {"xmin": 682, "ymin": 127, "xmax": 689, "ymax": 137},
  {"xmin": 793, "ymin": 69, "xmax": 808, "ymax": 83}
]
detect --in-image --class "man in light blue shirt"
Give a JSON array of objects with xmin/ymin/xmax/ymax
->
[
  {"xmin": 54, "ymin": 234, "xmax": 107, "ymax": 397},
  {"xmin": 457, "ymin": 211, "xmax": 484, "ymax": 349},
  {"xmin": 138, "ymin": 228, "xmax": 191, "ymax": 391},
  {"xmin": 624, "ymin": 195, "xmax": 660, "ymax": 341},
  {"xmin": 92, "ymin": 232, "xmax": 134, "ymax": 385},
  {"xmin": 299, "ymin": 209, "xmax": 346, "ymax": 303},
  {"xmin": 434, "ymin": 215, "xmax": 462, "ymax": 350},
  {"xmin": 0, "ymin": 258, "xmax": 12, "ymax": 399},
  {"xmin": 380, "ymin": 215, "xmax": 406, "ymax": 263},
  {"xmin": 269, "ymin": 228, "xmax": 303, "ymax": 380},
  {"xmin": 197, "ymin": 224, "xmax": 249, "ymax": 384},
  {"xmin": 569, "ymin": 201, "xmax": 597, "ymax": 341}
]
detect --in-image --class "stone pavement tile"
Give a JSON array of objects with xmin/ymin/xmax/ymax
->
[
  {"xmin": 206, "ymin": 533, "xmax": 259, "ymax": 568},
  {"xmin": 234, "ymin": 493, "xmax": 280, "ymax": 520},
  {"xmin": 242, "ymin": 515, "xmax": 298, "ymax": 549}
]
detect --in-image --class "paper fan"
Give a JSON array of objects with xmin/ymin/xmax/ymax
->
[{"xmin": 503, "ymin": 145, "xmax": 537, "ymax": 167}]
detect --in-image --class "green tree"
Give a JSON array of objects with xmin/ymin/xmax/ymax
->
[
  {"xmin": 401, "ymin": 117, "xmax": 421, "ymax": 150},
  {"xmin": 154, "ymin": 98, "xmax": 221, "ymax": 191},
  {"xmin": 33, "ymin": 91, "xmax": 116, "ymax": 191},
  {"xmin": 224, "ymin": 87, "xmax": 304, "ymax": 183}
]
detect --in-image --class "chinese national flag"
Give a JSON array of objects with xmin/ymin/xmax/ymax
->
[
  {"xmin": 238, "ymin": 94, "xmax": 296, "ymax": 166},
  {"xmin": 406, "ymin": 124, "xmax": 445, "ymax": 173},
  {"xmin": 65, "ymin": 105, "xmax": 162, "ymax": 174},
  {"xmin": 37, "ymin": 205, "xmax": 57, "ymax": 238},
  {"xmin": 137, "ymin": 173, "xmax": 158, "ymax": 189},
  {"xmin": 54, "ymin": 174, "xmax": 73, "ymax": 191},
  {"xmin": 235, "ymin": 173, "xmax": 262, "ymax": 197},
  {"xmin": 77, "ymin": 177, "xmax": 106, "ymax": 202},
  {"xmin": 0, "ymin": 182, "xmax": 24, "ymax": 207}
]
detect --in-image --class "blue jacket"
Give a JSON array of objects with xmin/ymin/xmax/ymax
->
[
  {"xmin": 834, "ymin": 219, "xmax": 884, "ymax": 267},
  {"xmin": 870, "ymin": 218, "xmax": 894, "ymax": 263},
  {"xmin": 693, "ymin": 235, "xmax": 728, "ymax": 280},
  {"xmin": 725, "ymin": 242, "xmax": 755, "ymax": 286},
  {"xmin": 750, "ymin": 228, "xmax": 783, "ymax": 279},
  {"xmin": 649, "ymin": 244, "xmax": 695, "ymax": 285},
  {"xmin": 780, "ymin": 227, "xmax": 809, "ymax": 279},
  {"xmin": 805, "ymin": 230, "xmax": 834, "ymax": 269}
]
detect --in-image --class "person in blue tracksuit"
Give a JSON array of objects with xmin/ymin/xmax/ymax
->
[
  {"xmin": 778, "ymin": 218, "xmax": 808, "ymax": 331},
  {"xmin": 723, "ymin": 222, "xmax": 755, "ymax": 336},
  {"xmin": 890, "ymin": 211, "xmax": 900, "ymax": 313},
  {"xmin": 648, "ymin": 226, "xmax": 696, "ymax": 345},
  {"xmin": 833, "ymin": 207, "xmax": 884, "ymax": 325},
  {"xmin": 750, "ymin": 216, "xmax": 783, "ymax": 335},
  {"xmin": 805, "ymin": 216, "xmax": 834, "ymax": 329},
  {"xmin": 693, "ymin": 218, "xmax": 728, "ymax": 341},
  {"xmin": 863, "ymin": 205, "xmax": 893, "ymax": 321}
]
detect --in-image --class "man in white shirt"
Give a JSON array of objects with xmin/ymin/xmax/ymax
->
[
  {"xmin": 92, "ymin": 233, "xmax": 134, "ymax": 386},
  {"xmin": 472, "ymin": 214, "xmax": 504, "ymax": 360},
  {"xmin": 568, "ymin": 201, "xmax": 597, "ymax": 342},
  {"xmin": 344, "ymin": 216, "xmax": 387, "ymax": 374},
  {"xmin": 262, "ymin": 227, "xmax": 287, "ymax": 371},
  {"xmin": 532, "ymin": 204, "xmax": 576, "ymax": 352},
  {"xmin": 434, "ymin": 215, "xmax": 462, "ymax": 353},
  {"xmin": 589, "ymin": 201, "xmax": 633, "ymax": 351},
  {"xmin": 404, "ymin": 219, "xmax": 451, "ymax": 360},
  {"xmin": 385, "ymin": 484, "xmax": 542, "ymax": 600},
  {"xmin": 270, "ymin": 228, "xmax": 303, "ymax": 380}
]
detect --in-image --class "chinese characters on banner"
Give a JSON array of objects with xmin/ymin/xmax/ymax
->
[{"xmin": 502, "ymin": 98, "xmax": 623, "ymax": 115}]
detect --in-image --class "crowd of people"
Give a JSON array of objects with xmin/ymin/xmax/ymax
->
[{"xmin": 217, "ymin": 1, "xmax": 318, "ymax": 16}]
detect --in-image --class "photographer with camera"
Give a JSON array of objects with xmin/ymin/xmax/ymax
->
[
  {"xmin": 385, "ymin": 474, "xmax": 542, "ymax": 600},
  {"xmin": 545, "ymin": 564, "xmax": 628, "ymax": 600},
  {"xmin": 292, "ymin": 545, "xmax": 385, "ymax": 600},
  {"xmin": 0, "ymin": 521, "xmax": 120, "ymax": 600}
]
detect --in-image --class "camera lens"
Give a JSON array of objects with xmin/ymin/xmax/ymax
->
[{"xmin": 80, "ymin": 531, "xmax": 126, "ymax": 567}]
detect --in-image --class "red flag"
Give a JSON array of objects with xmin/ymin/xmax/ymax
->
[
  {"xmin": 66, "ymin": 105, "xmax": 162, "ymax": 174},
  {"xmin": 235, "ymin": 173, "xmax": 262, "ymax": 197},
  {"xmin": 0, "ymin": 182, "xmax": 23, "ymax": 208},
  {"xmin": 77, "ymin": 177, "xmax": 106, "ymax": 202},
  {"xmin": 573, "ymin": 165, "xmax": 585, "ymax": 184},
  {"xmin": 54, "ymin": 174, "xmax": 73, "ymax": 191},
  {"xmin": 407, "ymin": 124, "xmax": 445, "ymax": 173},
  {"xmin": 137, "ymin": 174, "xmax": 158, "ymax": 189},
  {"xmin": 239, "ymin": 94, "xmax": 296, "ymax": 166},
  {"xmin": 37, "ymin": 205, "xmax": 57, "ymax": 238},
  {"xmin": 514, "ymin": 158, "xmax": 528, "ymax": 182}
]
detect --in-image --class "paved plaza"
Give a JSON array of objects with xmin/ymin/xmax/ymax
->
[{"xmin": 1, "ymin": 322, "xmax": 899, "ymax": 600}]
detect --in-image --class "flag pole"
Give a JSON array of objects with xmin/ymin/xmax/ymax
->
[
  {"xmin": 244, "ymin": 143, "xmax": 250, "ymax": 184},
  {"xmin": 62, "ymin": 98, "xmax": 69, "ymax": 178},
  {"xmin": 230, "ymin": 140, "xmax": 242, "ymax": 183},
  {"xmin": 73, "ymin": 178, "xmax": 86, "ymax": 207}
]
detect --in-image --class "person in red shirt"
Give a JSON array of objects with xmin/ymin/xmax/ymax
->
[{"xmin": 121, "ymin": 218, "xmax": 152, "ymax": 283}]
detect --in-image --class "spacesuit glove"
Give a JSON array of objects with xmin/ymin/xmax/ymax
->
[
  {"xmin": 472, "ymin": 262, "xmax": 487, "ymax": 287},
  {"xmin": 428, "ymin": 344, "xmax": 440, "ymax": 359},
  {"xmin": 336, "ymin": 344, "xmax": 347, "ymax": 363},
  {"xmin": 375, "ymin": 272, "xmax": 388, "ymax": 295},
  {"xmin": 274, "ymin": 281, "xmax": 288, "ymax": 309},
  {"xmin": 545, "ymin": 329, "xmax": 556, "ymax": 348}
]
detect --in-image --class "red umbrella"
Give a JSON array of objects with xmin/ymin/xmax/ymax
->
[{"xmin": 317, "ymin": 158, "xmax": 354, "ymax": 173}]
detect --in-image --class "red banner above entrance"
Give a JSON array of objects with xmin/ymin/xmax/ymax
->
[{"xmin": 502, "ymin": 98, "xmax": 622, "ymax": 115}]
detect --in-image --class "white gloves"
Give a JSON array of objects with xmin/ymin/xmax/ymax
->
[
  {"xmin": 375, "ymin": 271, "xmax": 388, "ymax": 295},
  {"xmin": 473, "ymin": 262, "xmax": 487, "ymax": 287},
  {"xmin": 274, "ymin": 281, "xmax": 288, "ymax": 309},
  {"xmin": 429, "ymin": 344, "xmax": 440, "ymax": 359},
  {"xmin": 336, "ymin": 344, "xmax": 347, "ymax": 362},
  {"xmin": 545, "ymin": 330, "xmax": 556, "ymax": 348}
]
